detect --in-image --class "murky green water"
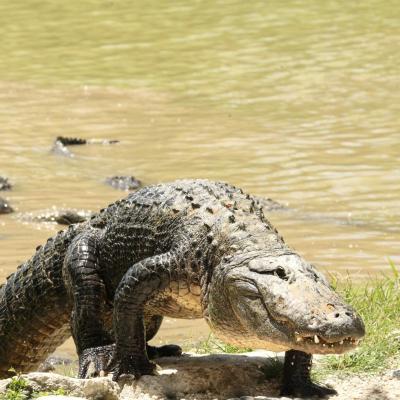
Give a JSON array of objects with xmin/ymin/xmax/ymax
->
[{"xmin": 0, "ymin": 0, "xmax": 399, "ymax": 357}]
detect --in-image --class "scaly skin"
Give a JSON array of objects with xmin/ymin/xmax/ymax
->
[
  {"xmin": 0, "ymin": 180, "xmax": 364, "ymax": 397},
  {"xmin": 0, "ymin": 227, "xmax": 77, "ymax": 374}
]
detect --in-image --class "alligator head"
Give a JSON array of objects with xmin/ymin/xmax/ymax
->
[{"xmin": 206, "ymin": 253, "xmax": 365, "ymax": 354}]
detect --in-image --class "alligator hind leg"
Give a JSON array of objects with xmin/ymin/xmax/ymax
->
[
  {"xmin": 145, "ymin": 314, "xmax": 182, "ymax": 359},
  {"xmin": 64, "ymin": 232, "xmax": 114, "ymax": 378},
  {"xmin": 280, "ymin": 350, "xmax": 337, "ymax": 398},
  {"xmin": 147, "ymin": 344, "xmax": 182, "ymax": 359}
]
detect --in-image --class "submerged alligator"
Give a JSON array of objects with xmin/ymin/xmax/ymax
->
[
  {"xmin": 0, "ymin": 198, "xmax": 13, "ymax": 214},
  {"xmin": 105, "ymin": 176, "xmax": 142, "ymax": 191},
  {"xmin": 0, "ymin": 178, "xmax": 13, "ymax": 214},
  {"xmin": 0, "ymin": 177, "xmax": 12, "ymax": 191},
  {"xmin": 18, "ymin": 208, "xmax": 94, "ymax": 226},
  {"xmin": 0, "ymin": 180, "xmax": 365, "ymax": 397},
  {"xmin": 52, "ymin": 136, "xmax": 119, "ymax": 157}
]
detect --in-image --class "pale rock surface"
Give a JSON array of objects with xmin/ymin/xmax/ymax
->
[
  {"xmin": 1, "ymin": 351, "xmax": 399, "ymax": 400},
  {"xmin": 0, "ymin": 352, "xmax": 282, "ymax": 400}
]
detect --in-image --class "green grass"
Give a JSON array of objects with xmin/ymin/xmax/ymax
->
[
  {"xmin": 52, "ymin": 363, "xmax": 78, "ymax": 378},
  {"xmin": 0, "ymin": 374, "xmax": 69, "ymax": 400},
  {"xmin": 192, "ymin": 333, "xmax": 252, "ymax": 354},
  {"xmin": 0, "ymin": 375, "xmax": 31, "ymax": 400},
  {"xmin": 316, "ymin": 261, "xmax": 400, "ymax": 377}
]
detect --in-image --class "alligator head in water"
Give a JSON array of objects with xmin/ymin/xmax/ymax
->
[{"xmin": 207, "ymin": 252, "xmax": 365, "ymax": 355}]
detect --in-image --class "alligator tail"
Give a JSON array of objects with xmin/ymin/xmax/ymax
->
[{"xmin": 0, "ymin": 227, "xmax": 79, "ymax": 377}]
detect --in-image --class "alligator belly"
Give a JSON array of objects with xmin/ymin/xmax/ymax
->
[{"xmin": 146, "ymin": 283, "xmax": 203, "ymax": 319}]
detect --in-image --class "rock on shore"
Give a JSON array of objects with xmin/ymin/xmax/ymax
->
[
  {"xmin": 0, "ymin": 351, "xmax": 399, "ymax": 400},
  {"xmin": 0, "ymin": 351, "xmax": 282, "ymax": 400}
]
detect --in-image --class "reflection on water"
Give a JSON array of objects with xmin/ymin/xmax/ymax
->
[{"xmin": 0, "ymin": 0, "xmax": 399, "ymax": 358}]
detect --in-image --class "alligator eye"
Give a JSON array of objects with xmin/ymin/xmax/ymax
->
[{"xmin": 274, "ymin": 267, "xmax": 288, "ymax": 281}]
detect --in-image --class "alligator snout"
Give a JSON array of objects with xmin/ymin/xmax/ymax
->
[
  {"xmin": 321, "ymin": 303, "xmax": 365, "ymax": 340},
  {"xmin": 293, "ymin": 302, "xmax": 365, "ymax": 354}
]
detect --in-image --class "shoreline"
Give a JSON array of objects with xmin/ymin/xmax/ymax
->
[{"xmin": 1, "ymin": 352, "xmax": 399, "ymax": 400}]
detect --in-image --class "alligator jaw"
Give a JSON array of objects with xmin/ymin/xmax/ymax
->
[{"xmin": 293, "ymin": 332, "xmax": 362, "ymax": 354}]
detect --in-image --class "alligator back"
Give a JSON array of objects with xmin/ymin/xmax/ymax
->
[{"xmin": 0, "ymin": 227, "xmax": 79, "ymax": 376}]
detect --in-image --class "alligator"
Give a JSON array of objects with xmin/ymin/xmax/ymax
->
[
  {"xmin": 0, "ymin": 197, "xmax": 13, "ymax": 214},
  {"xmin": 51, "ymin": 136, "xmax": 119, "ymax": 158},
  {"xmin": 0, "ymin": 179, "xmax": 365, "ymax": 397},
  {"xmin": 0, "ymin": 177, "xmax": 12, "ymax": 191},
  {"xmin": 253, "ymin": 195, "xmax": 287, "ymax": 212},
  {"xmin": 105, "ymin": 176, "xmax": 142, "ymax": 191},
  {"xmin": 18, "ymin": 208, "xmax": 94, "ymax": 226}
]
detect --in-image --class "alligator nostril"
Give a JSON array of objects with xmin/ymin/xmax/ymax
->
[
  {"xmin": 334, "ymin": 313, "xmax": 340, "ymax": 318},
  {"xmin": 345, "ymin": 312, "xmax": 352, "ymax": 317}
]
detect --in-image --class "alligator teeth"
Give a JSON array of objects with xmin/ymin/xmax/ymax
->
[
  {"xmin": 339, "ymin": 340, "xmax": 344, "ymax": 345},
  {"xmin": 314, "ymin": 335, "xmax": 320, "ymax": 344}
]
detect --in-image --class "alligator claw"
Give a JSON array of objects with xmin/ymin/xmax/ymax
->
[
  {"xmin": 78, "ymin": 344, "xmax": 115, "ymax": 378},
  {"xmin": 108, "ymin": 353, "xmax": 157, "ymax": 381},
  {"xmin": 280, "ymin": 381, "xmax": 337, "ymax": 398}
]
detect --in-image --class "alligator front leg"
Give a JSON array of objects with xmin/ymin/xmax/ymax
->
[
  {"xmin": 280, "ymin": 350, "xmax": 337, "ymax": 398},
  {"xmin": 64, "ymin": 232, "xmax": 114, "ymax": 378},
  {"xmin": 109, "ymin": 252, "xmax": 176, "ymax": 380}
]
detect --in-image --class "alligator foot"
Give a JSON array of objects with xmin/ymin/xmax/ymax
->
[
  {"xmin": 78, "ymin": 344, "xmax": 115, "ymax": 378},
  {"xmin": 280, "ymin": 350, "xmax": 337, "ymax": 398},
  {"xmin": 108, "ymin": 351, "xmax": 157, "ymax": 381},
  {"xmin": 147, "ymin": 344, "xmax": 182, "ymax": 359}
]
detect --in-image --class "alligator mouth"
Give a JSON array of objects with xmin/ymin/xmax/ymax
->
[{"xmin": 294, "ymin": 332, "xmax": 362, "ymax": 353}]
